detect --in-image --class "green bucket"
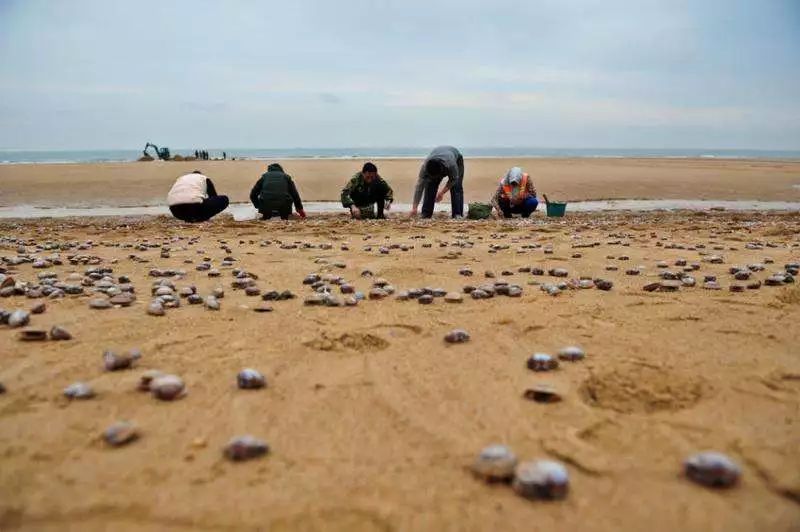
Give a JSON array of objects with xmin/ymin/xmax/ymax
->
[{"xmin": 545, "ymin": 201, "xmax": 567, "ymax": 217}]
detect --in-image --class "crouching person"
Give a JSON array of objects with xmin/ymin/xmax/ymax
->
[
  {"xmin": 491, "ymin": 167, "xmax": 538, "ymax": 218},
  {"xmin": 250, "ymin": 163, "xmax": 306, "ymax": 220},
  {"xmin": 167, "ymin": 170, "xmax": 229, "ymax": 222},
  {"xmin": 341, "ymin": 162, "xmax": 394, "ymax": 219}
]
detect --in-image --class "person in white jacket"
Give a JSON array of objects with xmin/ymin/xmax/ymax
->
[{"xmin": 167, "ymin": 170, "xmax": 229, "ymax": 222}]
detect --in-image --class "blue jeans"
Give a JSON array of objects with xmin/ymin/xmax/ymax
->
[{"xmin": 499, "ymin": 196, "xmax": 538, "ymax": 218}]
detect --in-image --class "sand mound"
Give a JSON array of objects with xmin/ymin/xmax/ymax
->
[
  {"xmin": 304, "ymin": 332, "xmax": 390, "ymax": 353},
  {"xmin": 269, "ymin": 508, "xmax": 393, "ymax": 531},
  {"xmin": 776, "ymin": 285, "xmax": 800, "ymax": 305},
  {"xmin": 580, "ymin": 365, "xmax": 708, "ymax": 414}
]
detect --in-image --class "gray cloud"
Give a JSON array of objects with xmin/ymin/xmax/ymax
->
[
  {"xmin": 0, "ymin": 0, "xmax": 798, "ymax": 149},
  {"xmin": 319, "ymin": 93, "xmax": 342, "ymax": 105}
]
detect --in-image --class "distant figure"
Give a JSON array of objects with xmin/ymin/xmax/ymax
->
[
  {"xmin": 491, "ymin": 167, "xmax": 538, "ymax": 218},
  {"xmin": 341, "ymin": 162, "xmax": 394, "ymax": 219},
  {"xmin": 249, "ymin": 163, "xmax": 306, "ymax": 220},
  {"xmin": 223, "ymin": 151, "xmax": 227, "ymax": 160},
  {"xmin": 167, "ymin": 170, "xmax": 229, "ymax": 222},
  {"xmin": 194, "ymin": 150, "xmax": 199, "ymax": 159},
  {"xmin": 411, "ymin": 145, "xmax": 464, "ymax": 218}
]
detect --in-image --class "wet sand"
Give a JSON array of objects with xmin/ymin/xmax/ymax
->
[
  {"xmin": 3, "ymin": 199, "xmax": 800, "ymax": 222},
  {"xmin": 1, "ymin": 157, "xmax": 800, "ymax": 208},
  {"xmin": 0, "ymin": 211, "xmax": 799, "ymax": 531}
]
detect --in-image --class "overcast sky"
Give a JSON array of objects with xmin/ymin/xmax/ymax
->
[{"xmin": 0, "ymin": 0, "xmax": 798, "ymax": 150}]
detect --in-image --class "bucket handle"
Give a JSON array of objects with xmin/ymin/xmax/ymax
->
[{"xmin": 542, "ymin": 194, "xmax": 550, "ymax": 205}]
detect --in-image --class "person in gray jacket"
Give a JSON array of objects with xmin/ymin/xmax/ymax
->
[{"xmin": 411, "ymin": 145, "xmax": 464, "ymax": 218}]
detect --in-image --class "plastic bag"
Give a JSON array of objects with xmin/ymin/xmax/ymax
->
[{"xmin": 467, "ymin": 202, "xmax": 493, "ymax": 220}]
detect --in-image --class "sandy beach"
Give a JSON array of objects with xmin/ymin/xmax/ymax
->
[
  {"xmin": 0, "ymin": 206, "xmax": 799, "ymax": 531},
  {"xmin": 3, "ymin": 0, "xmax": 799, "ymax": 527},
  {"xmin": 1, "ymin": 157, "xmax": 800, "ymax": 208}
]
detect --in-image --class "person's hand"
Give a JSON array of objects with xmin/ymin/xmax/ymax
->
[
  {"xmin": 298, "ymin": 210, "xmax": 307, "ymax": 219},
  {"xmin": 435, "ymin": 190, "xmax": 445, "ymax": 203},
  {"xmin": 384, "ymin": 200, "xmax": 391, "ymax": 211},
  {"xmin": 350, "ymin": 205, "xmax": 361, "ymax": 219},
  {"xmin": 410, "ymin": 205, "xmax": 418, "ymax": 217}
]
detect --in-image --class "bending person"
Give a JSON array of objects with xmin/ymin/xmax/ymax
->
[
  {"xmin": 167, "ymin": 170, "xmax": 229, "ymax": 222},
  {"xmin": 250, "ymin": 163, "xmax": 306, "ymax": 220},
  {"xmin": 411, "ymin": 145, "xmax": 464, "ymax": 218},
  {"xmin": 491, "ymin": 167, "xmax": 538, "ymax": 218},
  {"xmin": 341, "ymin": 162, "xmax": 394, "ymax": 219}
]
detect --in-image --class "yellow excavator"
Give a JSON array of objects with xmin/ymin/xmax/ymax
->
[{"xmin": 142, "ymin": 142, "xmax": 171, "ymax": 161}]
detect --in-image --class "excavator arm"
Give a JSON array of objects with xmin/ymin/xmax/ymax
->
[{"xmin": 143, "ymin": 142, "xmax": 170, "ymax": 160}]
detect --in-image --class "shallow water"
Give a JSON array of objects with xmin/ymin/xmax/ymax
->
[{"xmin": 0, "ymin": 199, "xmax": 797, "ymax": 221}]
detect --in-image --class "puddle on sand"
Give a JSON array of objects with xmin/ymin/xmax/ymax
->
[
  {"xmin": 0, "ymin": 200, "xmax": 798, "ymax": 220},
  {"xmin": 563, "ymin": 199, "xmax": 800, "ymax": 212}
]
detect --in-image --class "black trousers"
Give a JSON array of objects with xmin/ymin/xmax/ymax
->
[
  {"xmin": 260, "ymin": 203, "xmax": 291, "ymax": 220},
  {"xmin": 169, "ymin": 195, "xmax": 229, "ymax": 222},
  {"xmin": 421, "ymin": 156, "xmax": 464, "ymax": 218}
]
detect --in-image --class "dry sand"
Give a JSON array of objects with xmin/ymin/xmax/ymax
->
[
  {"xmin": 1, "ymin": 157, "xmax": 800, "ymax": 208},
  {"xmin": 0, "ymin": 210, "xmax": 799, "ymax": 531}
]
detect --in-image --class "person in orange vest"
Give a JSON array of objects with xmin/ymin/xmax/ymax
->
[{"xmin": 490, "ymin": 167, "xmax": 539, "ymax": 218}]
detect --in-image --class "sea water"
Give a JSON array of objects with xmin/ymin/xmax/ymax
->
[{"xmin": 2, "ymin": 147, "xmax": 800, "ymax": 164}]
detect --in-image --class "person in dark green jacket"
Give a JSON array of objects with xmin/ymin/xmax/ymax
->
[
  {"xmin": 340, "ymin": 162, "xmax": 394, "ymax": 219},
  {"xmin": 249, "ymin": 163, "xmax": 306, "ymax": 220}
]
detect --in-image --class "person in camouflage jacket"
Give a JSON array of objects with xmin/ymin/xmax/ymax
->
[{"xmin": 340, "ymin": 162, "xmax": 394, "ymax": 219}]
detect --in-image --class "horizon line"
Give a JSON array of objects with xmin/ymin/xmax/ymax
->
[{"xmin": 2, "ymin": 146, "xmax": 799, "ymax": 153}]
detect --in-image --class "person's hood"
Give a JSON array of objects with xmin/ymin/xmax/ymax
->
[
  {"xmin": 267, "ymin": 163, "xmax": 284, "ymax": 172},
  {"xmin": 504, "ymin": 167, "xmax": 524, "ymax": 185}
]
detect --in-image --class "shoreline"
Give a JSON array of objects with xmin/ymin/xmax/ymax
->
[{"xmin": 1, "ymin": 199, "xmax": 800, "ymax": 221}]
